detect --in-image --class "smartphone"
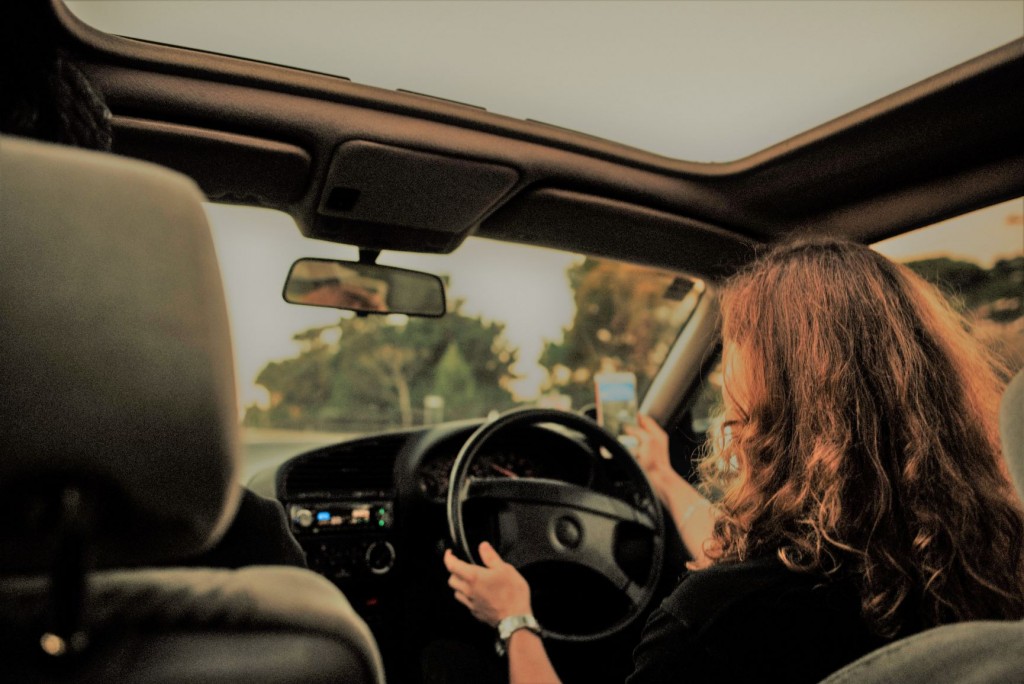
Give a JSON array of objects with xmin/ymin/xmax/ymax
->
[{"xmin": 594, "ymin": 371, "xmax": 638, "ymax": 443}]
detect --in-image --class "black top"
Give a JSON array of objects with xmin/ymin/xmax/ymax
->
[
  {"xmin": 184, "ymin": 487, "xmax": 307, "ymax": 569},
  {"xmin": 627, "ymin": 556, "xmax": 886, "ymax": 684}
]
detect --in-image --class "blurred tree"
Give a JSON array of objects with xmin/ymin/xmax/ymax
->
[
  {"xmin": 248, "ymin": 326, "xmax": 335, "ymax": 429},
  {"xmin": 244, "ymin": 302, "xmax": 519, "ymax": 430},
  {"xmin": 906, "ymin": 255, "xmax": 1022, "ymax": 323},
  {"xmin": 907, "ymin": 255, "xmax": 1023, "ymax": 376},
  {"xmin": 539, "ymin": 259, "xmax": 699, "ymax": 409},
  {"xmin": 432, "ymin": 343, "xmax": 479, "ymax": 418},
  {"xmin": 906, "ymin": 256, "xmax": 1023, "ymax": 319}
]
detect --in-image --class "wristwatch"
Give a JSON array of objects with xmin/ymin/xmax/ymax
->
[{"xmin": 495, "ymin": 614, "xmax": 543, "ymax": 656}]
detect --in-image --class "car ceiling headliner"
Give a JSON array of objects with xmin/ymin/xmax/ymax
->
[{"xmin": 49, "ymin": 1, "xmax": 1024, "ymax": 281}]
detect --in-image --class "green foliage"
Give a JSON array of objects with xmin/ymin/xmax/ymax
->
[
  {"xmin": 432, "ymin": 343, "xmax": 479, "ymax": 417},
  {"xmin": 539, "ymin": 259, "xmax": 699, "ymax": 409},
  {"xmin": 245, "ymin": 303, "xmax": 518, "ymax": 431},
  {"xmin": 906, "ymin": 255, "xmax": 1023, "ymax": 323},
  {"xmin": 906, "ymin": 255, "xmax": 1024, "ymax": 377}
]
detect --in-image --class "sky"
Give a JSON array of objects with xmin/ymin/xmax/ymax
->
[
  {"xmin": 873, "ymin": 200, "xmax": 1023, "ymax": 267},
  {"xmin": 66, "ymin": 1, "xmax": 1024, "ymax": 411},
  {"xmin": 67, "ymin": 1, "xmax": 1024, "ymax": 162}
]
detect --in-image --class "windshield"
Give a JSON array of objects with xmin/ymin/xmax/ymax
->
[{"xmin": 208, "ymin": 204, "xmax": 702, "ymax": 444}]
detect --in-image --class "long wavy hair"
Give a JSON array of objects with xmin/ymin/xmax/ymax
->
[{"xmin": 699, "ymin": 238, "xmax": 1024, "ymax": 638}]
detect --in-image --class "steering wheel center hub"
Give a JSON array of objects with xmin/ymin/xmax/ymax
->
[{"xmin": 553, "ymin": 516, "xmax": 583, "ymax": 549}]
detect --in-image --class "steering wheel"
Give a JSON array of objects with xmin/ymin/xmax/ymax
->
[{"xmin": 447, "ymin": 408, "xmax": 665, "ymax": 642}]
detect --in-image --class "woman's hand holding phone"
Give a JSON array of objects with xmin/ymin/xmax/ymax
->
[{"xmin": 624, "ymin": 414, "xmax": 675, "ymax": 500}]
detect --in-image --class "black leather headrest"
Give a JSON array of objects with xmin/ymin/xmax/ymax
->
[
  {"xmin": 1001, "ymin": 370, "xmax": 1024, "ymax": 502},
  {"xmin": 0, "ymin": 135, "xmax": 241, "ymax": 570}
]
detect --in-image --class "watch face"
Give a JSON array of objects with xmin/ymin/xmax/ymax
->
[
  {"xmin": 498, "ymin": 614, "xmax": 541, "ymax": 640},
  {"xmin": 496, "ymin": 615, "xmax": 541, "ymax": 657}
]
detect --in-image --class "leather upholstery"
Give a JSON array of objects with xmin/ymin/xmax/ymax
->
[
  {"xmin": 0, "ymin": 135, "xmax": 239, "ymax": 569},
  {"xmin": 1000, "ymin": 370, "xmax": 1024, "ymax": 499},
  {"xmin": 819, "ymin": 371, "xmax": 1024, "ymax": 683},
  {"xmin": 0, "ymin": 135, "xmax": 385, "ymax": 683},
  {"xmin": 1, "ymin": 567, "xmax": 385, "ymax": 683}
]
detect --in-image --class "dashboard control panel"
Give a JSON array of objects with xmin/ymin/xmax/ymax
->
[
  {"xmin": 289, "ymin": 501, "xmax": 396, "ymax": 581},
  {"xmin": 290, "ymin": 501, "xmax": 393, "ymax": 533}
]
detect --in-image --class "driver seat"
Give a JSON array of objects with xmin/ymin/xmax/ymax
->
[
  {"xmin": 819, "ymin": 369, "xmax": 1024, "ymax": 683},
  {"xmin": 0, "ymin": 135, "xmax": 385, "ymax": 683}
]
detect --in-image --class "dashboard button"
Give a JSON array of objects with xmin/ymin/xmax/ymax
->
[
  {"xmin": 293, "ymin": 507, "xmax": 314, "ymax": 528},
  {"xmin": 365, "ymin": 541, "xmax": 396, "ymax": 575}
]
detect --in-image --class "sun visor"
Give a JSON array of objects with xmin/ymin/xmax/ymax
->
[
  {"xmin": 312, "ymin": 140, "xmax": 519, "ymax": 253},
  {"xmin": 112, "ymin": 116, "xmax": 312, "ymax": 205},
  {"xmin": 481, "ymin": 188, "xmax": 757, "ymax": 280}
]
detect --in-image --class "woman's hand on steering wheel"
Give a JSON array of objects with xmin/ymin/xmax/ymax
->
[{"xmin": 445, "ymin": 542, "xmax": 532, "ymax": 628}]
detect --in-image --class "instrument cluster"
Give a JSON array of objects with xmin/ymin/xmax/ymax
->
[{"xmin": 416, "ymin": 430, "xmax": 594, "ymax": 501}]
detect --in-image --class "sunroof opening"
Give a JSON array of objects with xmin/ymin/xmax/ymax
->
[{"xmin": 65, "ymin": 0, "xmax": 1022, "ymax": 162}]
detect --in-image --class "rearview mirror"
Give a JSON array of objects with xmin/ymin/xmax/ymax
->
[{"xmin": 283, "ymin": 258, "xmax": 446, "ymax": 317}]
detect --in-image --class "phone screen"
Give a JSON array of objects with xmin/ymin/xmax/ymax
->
[{"xmin": 594, "ymin": 371, "xmax": 638, "ymax": 440}]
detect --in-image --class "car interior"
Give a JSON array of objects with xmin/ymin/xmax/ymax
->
[{"xmin": 2, "ymin": 1, "xmax": 1022, "ymax": 683}]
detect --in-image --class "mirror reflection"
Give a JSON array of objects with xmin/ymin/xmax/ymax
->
[{"xmin": 284, "ymin": 258, "xmax": 446, "ymax": 317}]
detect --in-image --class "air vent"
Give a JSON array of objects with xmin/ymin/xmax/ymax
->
[{"xmin": 284, "ymin": 439, "xmax": 399, "ymax": 499}]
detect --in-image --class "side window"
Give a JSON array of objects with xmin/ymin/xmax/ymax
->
[
  {"xmin": 664, "ymin": 355, "xmax": 723, "ymax": 488},
  {"xmin": 689, "ymin": 360, "xmax": 724, "ymax": 436},
  {"xmin": 675, "ymin": 198, "xmax": 1022, "ymax": 491},
  {"xmin": 874, "ymin": 198, "xmax": 1023, "ymax": 379}
]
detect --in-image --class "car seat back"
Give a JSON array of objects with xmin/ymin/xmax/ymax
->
[
  {"xmin": 0, "ymin": 135, "xmax": 384, "ymax": 683},
  {"xmin": 819, "ymin": 369, "xmax": 1024, "ymax": 683}
]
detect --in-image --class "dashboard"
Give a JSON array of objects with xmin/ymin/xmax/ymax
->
[
  {"xmin": 269, "ymin": 421, "xmax": 596, "ymax": 582},
  {"xmin": 254, "ymin": 417, "xmax": 674, "ymax": 684}
]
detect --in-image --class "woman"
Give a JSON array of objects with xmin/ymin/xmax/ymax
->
[{"xmin": 444, "ymin": 238, "xmax": 1024, "ymax": 683}]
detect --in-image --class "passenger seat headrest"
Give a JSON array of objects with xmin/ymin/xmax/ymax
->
[
  {"xmin": 1001, "ymin": 370, "xmax": 1024, "ymax": 502},
  {"xmin": 0, "ymin": 135, "xmax": 241, "ymax": 571}
]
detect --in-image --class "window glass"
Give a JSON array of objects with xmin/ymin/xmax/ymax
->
[
  {"xmin": 206, "ymin": 204, "xmax": 702, "ymax": 471},
  {"xmin": 874, "ymin": 198, "xmax": 1024, "ymax": 378},
  {"xmin": 689, "ymin": 198, "xmax": 1024, "ymax": 443}
]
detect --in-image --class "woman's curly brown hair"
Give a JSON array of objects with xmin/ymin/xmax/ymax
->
[{"xmin": 699, "ymin": 238, "xmax": 1024, "ymax": 638}]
